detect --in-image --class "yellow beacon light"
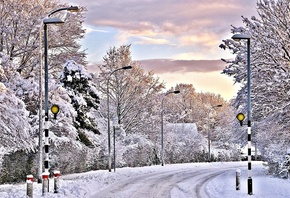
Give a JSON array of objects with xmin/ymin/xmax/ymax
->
[
  {"xmin": 51, "ymin": 104, "xmax": 60, "ymax": 119},
  {"xmin": 236, "ymin": 113, "xmax": 245, "ymax": 126}
]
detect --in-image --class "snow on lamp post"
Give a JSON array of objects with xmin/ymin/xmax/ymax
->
[
  {"xmin": 41, "ymin": 6, "xmax": 78, "ymax": 187},
  {"xmin": 107, "ymin": 66, "xmax": 132, "ymax": 172},
  {"xmin": 232, "ymin": 33, "xmax": 253, "ymax": 195},
  {"xmin": 207, "ymin": 104, "xmax": 222, "ymax": 162},
  {"xmin": 161, "ymin": 90, "xmax": 180, "ymax": 166}
]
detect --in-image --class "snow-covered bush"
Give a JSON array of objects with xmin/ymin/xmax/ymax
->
[
  {"xmin": 0, "ymin": 84, "xmax": 32, "ymax": 152},
  {"xmin": 103, "ymin": 125, "xmax": 157, "ymax": 168},
  {"xmin": 164, "ymin": 123, "xmax": 207, "ymax": 163},
  {"xmin": 0, "ymin": 78, "xmax": 35, "ymax": 183},
  {"xmin": 0, "ymin": 151, "xmax": 35, "ymax": 184}
]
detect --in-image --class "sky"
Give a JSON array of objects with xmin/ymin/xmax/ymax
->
[
  {"xmin": 62, "ymin": 0, "xmax": 258, "ymax": 101},
  {"xmin": 1, "ymin": 161, "xmax": 290, "ymax": 197}
]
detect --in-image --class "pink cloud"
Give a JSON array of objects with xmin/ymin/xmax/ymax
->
[
  {"xmin": 87, "ymin": 59, "xmax": 224, "ymax": 74},
  {"xmin": 137, "ymin": 59, "xmax": 224, "ymax": 74},
  {"xmin": 68, "ymin": 0, "xmax": 257, "ymax": 60},
  {"xmin": 73, "ymin": 0, "xmax": 256, "ymax": 36}
]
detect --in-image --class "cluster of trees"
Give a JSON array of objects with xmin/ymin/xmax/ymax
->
[
  {"xmin": 220, "ymin": 0, "xmax": 290, "ymax": 175},
  {"xmin": 0, "ymin": 0, "xmax": 235, "ymax": 183},
  {"xmin": 5, "ymin": 0, "xmax": 290, "ymax": 183},
  {"xmin": 0, "ymin": 47, "xmax": 233, "ymax": 183},
  {"xmin": 93, "ymin": 44, "xmax": 236, "ymax": 167},
  {"xmin": 12, "ymin": 0, "xmax": 290, "ymax": 183}
]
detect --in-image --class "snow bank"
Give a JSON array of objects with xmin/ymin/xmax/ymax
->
[{"xmin": 0, "ymin": 162, "xmax": 289, "ymax": 197}]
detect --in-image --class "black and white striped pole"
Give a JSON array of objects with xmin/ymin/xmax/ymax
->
[
  {"xmin": 43, "ymin": 20, "xmax": 52, "ymax": 195},
  {"xmin": 233, "ymin": 31, "xmax": 252, "ymax": 196},
  {"xmin": 44, "ymin": 104, "xmax": 59, "ymax": 170},
  {"xmin": 43, "ymin": 104, "xmax": 59, "ymax": 195}
]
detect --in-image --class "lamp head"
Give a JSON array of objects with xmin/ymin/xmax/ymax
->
[
  {"xmin": 43, "ymin": 17, "xmax": 64, "ymax": 24},
  {"xmin": 165, "ymin": 90, "xmax": 180, "ymax": 96},
  {"xmin": 67, "ymin": 6, "xmax": 79, "ymax": 12},
  {"xmin": 232, "ymin": 34, "xmax": 251, "ymax": 41},
  {"xmin": 122, "ymin": 66, "xmax": 132, "ymax": 70}
]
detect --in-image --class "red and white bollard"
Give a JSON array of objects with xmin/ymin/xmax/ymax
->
[
  {"xmin": 54, "ymin": 170, "xmax": 60, "ymax": 193},
  {"xmin": 42, "ymin": 172, "xmax": 49, "ymax": 195},
  {"xmin": 26, "ymin": 175, "xmax": 34, "ymax": 198}
]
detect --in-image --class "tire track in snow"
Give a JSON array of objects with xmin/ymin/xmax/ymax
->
[
  {"xmin": 91, "ymin": 166, "xmax": 237, "ymax": 198},
  {"xmin": 194, "ymin": 170, "xmax": 229, "ymax": 197}
]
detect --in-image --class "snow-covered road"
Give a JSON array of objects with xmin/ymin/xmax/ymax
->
[
  {"xmin": 2, "ymin": 161, "xmax": 290, "ymax": 197},
  {"xmin": 90, "ymin": 165, "xmax": 238, "ymax": 198}
]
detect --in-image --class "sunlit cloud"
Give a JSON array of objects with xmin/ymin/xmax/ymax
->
[
  {"xmin": 172, "ymin": 52, "xmax": 209, "ymax": 60},
  {"xmin": 113, "ymin": 31, "xmax": 130, "ymax": 45},
  {"xmin": 84, "ymin": 26, "xmax": 109, "ymax": 34},
  {"xmin": 135, "ymin": 36, "xmax": 171, "ymax": 45},
  {"xmin": 176, "ymin": 33, "xmax": 222, "ymax": 59},
  {"xmin": 179, "ymin": 33, "xmax": 219, "ymax": 47},
  {"xmin": 129, "ymin": 29, "xmax": 157, "ymax": 36},
  {"xmin": 139, "ymin": 59, "xmax": 225, "ymax": 73}
]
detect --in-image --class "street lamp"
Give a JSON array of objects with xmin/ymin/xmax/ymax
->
[
  {"xmin": 161, "ymin": 90, "xmax": 180, "ymax": 166},
  {"xmin": 107, "ymin": 66, "xmax": 132, "ymax": 172},
  {"xmin": 207, "ymin": 104, "xmax": 222, "ymax": 162},
  {"xmin": 42, "ymin": 6, "xmax": 79, "ymax": 178},
  {"xmin": 232, "ymin": 33, "xmax": 252, "ymax": 195}
]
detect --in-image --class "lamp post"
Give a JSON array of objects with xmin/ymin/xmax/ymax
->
[
  {"xmin": 232, "ymin": 33, "xmax": 252, "ymax": 195},
  {"xmin": 207, "ymin": 104, "xmax": 222, "ymax": 162},
  {"xmin": 161, "ymin": 90, "xmax": 180, "ymax": 166},
  {"xmin": 42, "ymin": 6, "xmax": 79, "ymax": 177},
  {"xmin": 107, "ymin": 66, "xmax": 132, "ymax": 172}
]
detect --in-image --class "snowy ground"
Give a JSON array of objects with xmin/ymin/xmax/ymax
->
[{"xmin": 0, "ymin": 161, "xmax": 289, "ymax": 197}]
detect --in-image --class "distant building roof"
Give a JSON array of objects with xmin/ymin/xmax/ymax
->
[{"xmin": 241, "ymin": 145, "xmax": 261, "ymax": 156}]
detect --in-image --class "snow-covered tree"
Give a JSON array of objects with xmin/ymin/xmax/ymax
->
[
  {"xmin": 59, "ymin": 60, "xmax": 100, "ymax": 147},
  {"xmin": 96, "ymin": 45, "xmax": 166, "ymax": 167},
  {"xmin": 164, "ymin": 123, "xmax": 207, "ymax": 163},
  {"xmin": 0, "ymin": 0, "xmax": 86, "ymax": 78},
  {"xmin": 0, "ymin": 52, "xmax": 33, "ymax": 151},
  {"xmin": 116, "ymin": 129, "xmax": 156, "ymax": 167},
  {"xmin": 0, "ymin": 82, "xmax": 32, "ymax": 152},
  {"xmin": 220, "ymin": 0, "xmax": 290, "ymax": 172},
  {"xmin": 0, "ymin": 0, "xmax": 89, "ymax": 179},
  {"xmin": 98, "ymin": 45, "xmax": 164, "ymax": 134},
  {"xmin": 165, "ymin": 84, "xmax": 226, "ymax": 135}
]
